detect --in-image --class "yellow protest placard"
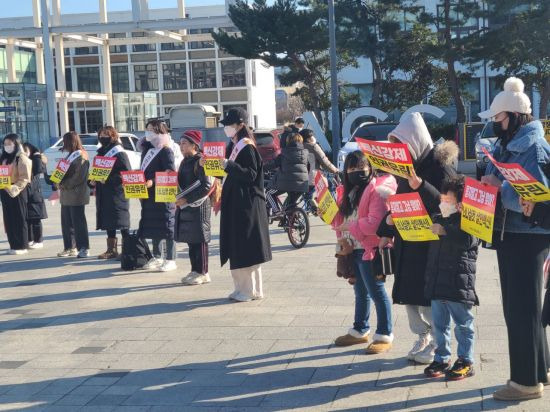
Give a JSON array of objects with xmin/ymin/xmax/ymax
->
[
  {"xmin": 0, "ymin": 165, "xmax": 10, "ymax": 189},
  {"xmin": 203, "ymin": 142, "xmax": 227, "ymax": 177},
  {"xmin": 314, "ymin": 171, "xmax": 339, "ymax": 225},
  {"xmin": 460, "ymin": 177, "xmax": 498, "ymax": 243},
  {"xmin": 121, "ymin": 171, "xmax": 149, "ymax": 199},
  {"xmin": 356, "ymin": 138, "xmax": 414, "ymax": 179},
  {"xmin": 389, "ymin": 192, "xmax": 438, "ymax": 242},
  {"xmin": 155, "ymin": 171, "xmax": 178, "ymax": 203},
  {"xmin": 89, "ymin": 156, "xmax": 116, "ymax": 183},
  {"xmin": 49, "ymin": 159, "xmax": 70, "ymax": 184}
]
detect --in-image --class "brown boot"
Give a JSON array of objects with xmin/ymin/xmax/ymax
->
[
  {"xmin": 334, "ymin": 329, "xmax": 370, "ymax": 347},
  {"xmin": 365, "ymin": 334, "xmax": 394, "ymax": 354},
  {"xmin": 98, "ymin": 238, "xmax": 118, "ymax": 259}
]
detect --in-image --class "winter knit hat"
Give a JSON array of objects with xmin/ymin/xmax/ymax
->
[
  {"xmin": 478, "ymin": 77, "xmax": 532, "ymax": 119},
  {"xmin": 181, "ymin": 130, "xmax": 202, "ymax": 147},
  {"xmin": 388, "ymin": 112, "xmax": 433, "ymax": 162}
]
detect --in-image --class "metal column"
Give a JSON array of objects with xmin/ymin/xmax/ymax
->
[
  {"xmin": 40, "ymin": 0, "xmax": 59, "ymax": 139},
  {"xmin": 53, "ymin": 0, "xmax": 69, "ymax": 136},
  {"xmin": 327, "ymin": 0, "xmax": 341, "ymax": 163},
  {"xmin": 5, "ymin": 39, "xmax": 16, "ymax": 82},
  {"xmin": 32, "ymin": 0, "xmax": 45, "ymax": 84},
  {"xmin": 99, "ymin": 0, "xmax": 114, "ymax": 126}
]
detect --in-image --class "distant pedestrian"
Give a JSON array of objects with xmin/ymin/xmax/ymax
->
[
  {"xmin": 479, "ymin": 77, "xmax": 550, "ymax": 401},
  {"xmin": 423, "ymin": 175, "xmax": 479, "ymax": 381},
  {"xmin": 176, "ymin": 130, "xmax": 212, "ymax": 286},
  {"xmin": 139, "ymin": 119, "xmax": 177, "ymax": 272},
  {"xmin": 57, "ymin": 131, "xmax": 90, "ymax": 259},
  {"xmin": 217, "ymin": 107, "xmax": 272, "ymax": 302},
  {"xmin": 0, "ymin": 134, "xmax": 32, "ymax": 254},
  {"xmin": 294, "ymin": 117, "xmax": 305, "ymax": 131},
  {"xmin": 23, "ymin": 143, "xmax": 48, "ymax": 250},
  {"xmin": 92, "ymin": 126, "xmax": 131, "ymax": 260}
]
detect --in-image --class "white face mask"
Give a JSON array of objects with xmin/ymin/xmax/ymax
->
[
  {"xmin": 3, "ymin": 145, "xmax": 14, "ymax": 154},
  {"xmin": 439, "ymin": 201, "xmax": 458, "ymax": 218},
  {"xmin": 224, "ymin": 126, "xmax": 237, "ymax": 138},
  {"xmin": 145, "ymin": 131, "xmax": 156, "ymax": 142}
]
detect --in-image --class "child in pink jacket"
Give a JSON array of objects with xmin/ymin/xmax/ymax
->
[{"xmin": 332, "ymin": 150, "xmax": 397, "ymax": 354}]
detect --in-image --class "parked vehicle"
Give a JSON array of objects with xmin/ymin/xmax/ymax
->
[
  {"xmin": 337, "ymin": 122, "xmax": 398, "ymax": 170},
  {"xmin": 254, "ymin": 129, "xmax": 281, "ymax": 164},
  {"xmin": 474, "ymin": 121, "xmax": 498, "ymax": 180},
  {"xmin": 44, "ymin": 133, "xmax": 142, "ymax": 174}
]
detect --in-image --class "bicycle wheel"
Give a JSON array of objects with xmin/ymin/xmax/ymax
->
[{"xmin": 286, "ymin": 207, "xmax": 310, "ymax": 249}]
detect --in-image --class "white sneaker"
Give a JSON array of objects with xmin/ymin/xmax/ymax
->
[
  {"xmin": 181, "ymin": 271, "xmax": 198, "ymax": 284},
  {"xmin": 414, "ymin": 342, "xmax": 436, "ymax": 364},
  {"xmin": 77, "ymin": 249, "xmax": 89, "ymax": 259},
  {"xmin": 29, "ymin": 242, "xmax": 43, "ymax": 249},
  {"xmin": 9, "ymin": 249, "xmax": 28, "ymax": 255},
  {"xmin": 58, "ymin": 248, "xmax": 77, "ymax": 257},
  {"xmin": 407, "ymin": 334, "xmax": 432, "ymax": 360},
  {"xmin": 143, "ymin": 257, "xmax": 163, "ymax": 270},
  {"xmin": 28, "ymin": 241, "xmax": 34, "ymax": 246},
  {"xmin": 228, "ymin": 290, "xmax": 239, "ymax": 300},
  {"xmin": 159, "ymin": 260, "xmax": 177, "ymax": 272},
  {"xmin": 182, "ymin": 272, "xmax": 211, "ymax": 285},
  {"xmin": 253, "ymin": 293, "xmax": 264, "ymax": 300},
  {"xmin": 231, "ymin": 292, "xmax": 253, "ymax": 302}
]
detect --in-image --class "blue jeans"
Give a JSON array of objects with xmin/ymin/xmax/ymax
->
[
  {"xmin": 152, "ymin": 238, "xmax": 176, "ymax": 260},
  {"xmin": 353, "ymin": 249, "xmax": 393, "ymax": 336},
  {"xmin": 431, "ymin": 299, "xmax": 475, "ymax": 364}
]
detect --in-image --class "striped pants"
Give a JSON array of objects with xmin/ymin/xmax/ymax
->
[{"xmin": 188, "ymin": 242, "xmax": 209, "ymax": 275}]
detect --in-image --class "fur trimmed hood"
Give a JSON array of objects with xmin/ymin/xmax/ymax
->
[{"xmin": 434, "ymin": 140, "xmax": 459, "ymax": 167}]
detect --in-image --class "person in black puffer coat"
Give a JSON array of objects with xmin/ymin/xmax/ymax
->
[
  {"xmin": 266, "ymin": 132, "xmax": 309, "ymax": 214},
  {"xmin": 23, "ymin": 143, "xmax": 48, "ymax": 249},
  {"xmin": 92, "ymin": 126, "xmax": 131, "ymax": 260},
  {"xmin": 377, "ymin": 112, "xmax": 459, "ymax": 365},
  {"xmin": 423, "ymin": 175, "xmax": 480, "ymax": 380},
  {"xmin": 175, "ymin": 130, "xmax": 212, "ymax": 286}
]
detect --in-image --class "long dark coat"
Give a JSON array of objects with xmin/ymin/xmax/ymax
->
[
  {"xmin": 95, "ymin": 143, "xmax": 131, "ymax": 231},
  {"xmin": 271, "ymin": 142, "xmax": 310, "ymax": 193},
  {"xmin": 139, "ymin": 144, "xmax": 176, "ymax": 240},
  {"xmin": 175, "ymin": 154, "xmax": 212, "ymax": 244},
  {"xmin": 26, "ymin": 153, "xmax": 47, "ymax": 220},
  {"xmin": 220, "ymin": 141, "xmax": 272, "ymax": 270},
  {"xmin": 377, "ymin": 145, "xmax": 457, "ymax": 306}
]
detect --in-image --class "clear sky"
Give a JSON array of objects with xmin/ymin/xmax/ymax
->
[{"xmin": 2, "ymin": 0, "xmax": 226, "ymax": 18}]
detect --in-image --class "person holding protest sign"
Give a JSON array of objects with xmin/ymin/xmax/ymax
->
[
  {"xmin": 377, "ymin": 112, "xmax": 458, "ymax": 364},
  {"xmin": 478, "ymin": 77, "xmax": 550, "ymax": 401},
  {"xmin": 139, "ymin": 119, "xmax": 177, "ymax": 273},
  {"xmin": 175, "ymin": 130, "xmax": 213, "ymax": 286},
  {"xmin": 23, "ymin": 143, "xmax": 48, "ymax": 249},
  {"xmin": 215, "ymin": 107, "xmax": 272, "ymax": 302},
  {"xmin": 91, "ymin": 126, "xmax": 131, "ymax": 260},
  {"xmin": 423, "ymin": 175, "xmax": 480, "ymax": 381},
  {"xmin": 57, "ymin": 132, "xmax": 90, "ymax": 259},
  {"xmin": 0, "ymin": 134, "xmax": 32, "ymax": 254},
  {"xmin": 332, "ymin": 151, "xmax": 397, "ymax": 354}
]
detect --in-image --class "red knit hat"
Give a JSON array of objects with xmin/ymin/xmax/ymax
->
[{"xmin": 181, "ymin": 130, "xmax": 202, "ymax": 146}]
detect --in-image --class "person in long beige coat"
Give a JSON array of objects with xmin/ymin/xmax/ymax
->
[{"xmin": 0, "ymin": 134, "xmax": 32, "ymax": 254}]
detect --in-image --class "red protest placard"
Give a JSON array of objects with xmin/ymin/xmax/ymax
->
[
  {"xmin": 203, "ymin": 142, "xmax": 226, "ymax": 177},
  {"xmin": 155, "ymin": 171, "xmax": 178, "ymax": 202},
  {"xmin": 314, "ymin": 170, "xmax": 328, "ymax": 199},
  {"xmin": 0, "ymin": 165, "xmax": 10, "ymax": 189},
  {"xmin": 389, "ymin": 192, "xmax": 438, "ymax": 241},
  {"xmin": 89, "ymin": 156, "xmax": 117, "ymax": 182},
  {"xmin": 121, "ymin": 170, "xmax": 148, "ymax": 199},
  {"xmin": 356, "ymin": 138, "xmax": 414, "ymax": 178},
  {"xmin": 460, "ymin": 177, "xmax": 498, "ymax": 243}
]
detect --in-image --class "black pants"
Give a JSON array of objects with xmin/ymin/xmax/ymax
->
[
  {"xmin": 61, "ymin": 205, "xmax": 89, "ymax": 250},
  {"xmin": 106, "ymin": 229, "xmax": 129, "ymax": 238},
  {"xmin": 266, "ymin": 190, "xmax": 301, "ymax": 213},
  {"xmin": 188, "ymin": 242, "xmax": 208, "ymax": 274},
  {"xmin": 28, "ymin": 219, "xmax": 43, "ymax": 243},
  {"xmin": 0, "ymin": 190, "xmax": 28, "ymax": 250},
  {"xmin": 496, "ymin": 232, "xmax": 550, "ymax": 386}
]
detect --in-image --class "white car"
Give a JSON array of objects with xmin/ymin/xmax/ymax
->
[{"xmin": 44, "ymin": 133, "xmax": 142, "ymax": 175}]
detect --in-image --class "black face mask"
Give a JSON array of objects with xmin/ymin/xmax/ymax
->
[
  {"xmin": 348, "ymin": 170, "xmax": 371, "ymax": 187},
  {"xmin": 492, "ymin": 120, "xmax": 507, "ymax": 139},
  {"xmin": 99, "ymin": 137, "xmax": 111, "ymax": 146}
]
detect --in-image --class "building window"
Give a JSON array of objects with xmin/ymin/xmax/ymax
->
[
  {"xmin": 111, "ymin": 66, "xmax": 129, "ymax": 93},
  {"xmin": 161, "ymin": 42, "xmax": 185, "ymax": 51},
  {"xmin": 65, "ymin": 67, "xmax": 73, "ymax": 91},
  {"xmin": 132, "ymin": 32, "xmax": 156, "ymax": 52},
  {"xmin": 188, "ymin": 28, "xmax": 214, "ymax": 49},
  {"xmin": 221, "ymin": 60, "xmax": 246, "ymax": 87},
  {"xmin": 134, "ymin": 64, "xmax": 158, "ymax": 92},
  {"xmin": 162, "ymin": 63, "xmax": 187, "ymax": 90},
  {"xmin": 76, "ymin": 67, "xmax": 101, "ymax": 93},
  {"xmin": 191, "ymin": 61, "xmax": 216, "ymax": 89},
  {"xmin": 79, "ymin": 109, "xmax": 103, "ymax": 134},
  {"xmin": 75, "ymin": 47, "xmax": 99, "ymax": 55},
  {"xmin": 436, "ymin": 3, "xmax": 479, "ymax": 39},
  {"xmin": 109, "ymin": 33, "xmax": 127, "ymax": 54},
  {"xmin": 251, "ymin": 61, "xmax": 256, "ymax": 87}
]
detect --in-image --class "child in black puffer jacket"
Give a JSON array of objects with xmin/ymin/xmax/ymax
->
[{"xmin": 423, "ymin": 175, "xmax": 480, "ymax": 381}]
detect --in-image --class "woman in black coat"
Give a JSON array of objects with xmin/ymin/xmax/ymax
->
[
  {"xmin": 214, "ymin": 107, "xmax": 272, "ymax": 302},
  {"xmin": 23, "ymin": 143, "xmax": 48, "ymax": 249},
  {"xmin": 377, "ymin": 112, "xmax": 458, "ymax": 364},
  {"xmin": 92, "ymin": 126, "xmax": 131, "ymax": 259},
  {"xmin": 139, "ymin": 120, "xmax": 177, "ymax": 272},
  {"xmin": 175, "ymin": 130, "xmax": 212, "ymax": 286}
]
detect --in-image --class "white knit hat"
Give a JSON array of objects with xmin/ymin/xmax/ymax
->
[{"xmin": 478, "ymin": 77, "xmax": 531, "ymax": 119}]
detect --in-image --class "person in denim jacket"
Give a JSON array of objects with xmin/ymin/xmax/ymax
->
[{"xmin": 479, "ymin": 77, "xmax": 550, "ymax": 401}]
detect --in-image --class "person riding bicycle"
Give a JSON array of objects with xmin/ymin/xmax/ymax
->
[{"xmin": 266, "ymin": 132, "xmax": 310, "ymax": 215}]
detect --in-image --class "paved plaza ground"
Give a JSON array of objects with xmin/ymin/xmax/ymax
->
[{"xmin": 0, "ymin": 199, "xmax": 549, "ymax": 411}]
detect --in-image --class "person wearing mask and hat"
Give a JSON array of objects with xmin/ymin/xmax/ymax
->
[
  {"xmin": 176, "ymin": 130, "xmax": 213, "ymax": 286},
  {"xmin": 377, "ymin": 112, "xmax": 459, "ymax": 365},
  {"xmin": 23, "ymin": 142, "xmax": 48, "ymax": 250},
  {"xmin": 0, "ymin": 134, "xmax": 32, "ymax": 254},
  {"xmin": 139, "ymin": 119, "xmax": 177, "ymax": 272},
  {"xmin": 207, "ymin": 107, "xmax": 272, "ymax": 302},
  {"xmin": 478, "ymin": 77, "xmax": 550, "ymax": 401}
]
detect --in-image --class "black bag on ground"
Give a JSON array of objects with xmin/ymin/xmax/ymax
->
[{"xmin": 121, "ymin": 231, "xmax": 153, "ymax": 271}]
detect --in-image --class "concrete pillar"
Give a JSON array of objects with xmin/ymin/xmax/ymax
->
[
  {"xmin": 6, "ymin": 40, "xmax": 16, "ymax": 82},
  {"xmin": 99, "ymin": 0, "xmax": 114, "ymax": 126},
  {"xmin": 53, "ymin": 0, "xmax": 69, "ymax": 135},
  {"xmin": 140, "ymin": 0, "xmax": 150, "ymax": 20},
  {"xmin": 32, "ymin": 0, "xmax": 45, "ymax": 84},
  {"xmin": 40, "ymin": 0, "xmax": 59, "ymax": 138},
  {"xmin": 177, "ymin": 0, "xmax": 186, "ymax": 35}
]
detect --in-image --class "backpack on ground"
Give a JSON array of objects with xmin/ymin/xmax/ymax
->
[{"xmin": 121, "ymin": 231, "xmax": 153, "ymax": 271}]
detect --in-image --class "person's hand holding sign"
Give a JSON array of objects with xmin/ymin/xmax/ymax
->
[
  {"xmin": 146, "ymin": 179, "xmax": 153, "ymax": 188},
  {"xmin": 520, "ymin": 199, "xmax": 535, "ymax": 217},
  {"xmin": 176, "ymin": 197, "xmax": 187, "ymax": 207},
  {"xmin": 199, "ymin": 155, "xmax": 206, "ymax": 167},
  {"xmin": 430, "ymin": 223, "xmax": 447, "ymax": 236},
  {"xmin": 407, "ymin": 168, "xmax": 423, "ymax": 191}
]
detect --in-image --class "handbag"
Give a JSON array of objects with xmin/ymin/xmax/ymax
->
[
  {"xmin": 336, "ymin": 238, "xmax": 356, "ymax": 285},
  {"xmin": 371, "ymin": 247, "xmax": 395, "ymax": 282},
  {"xmin": 121, "ymin": 231, "xmax": 153, "ymax": 271}
]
